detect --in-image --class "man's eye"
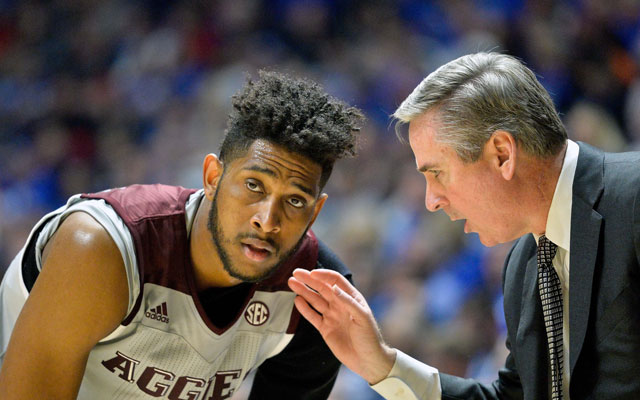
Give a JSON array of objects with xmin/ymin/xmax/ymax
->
[
  {"xmin": 288, "ymin": 197, "xmax": 305, "ymax": 208},
  {"xmin": 429, "ymin": 170, "xmax": 441, "ymax": 178},
  {"xmin": 246, "ymin": 181, "xmax": 261, "ymax": 192}
]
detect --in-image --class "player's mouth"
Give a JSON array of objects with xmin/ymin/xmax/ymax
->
[{"xmin": 240, "ymin": 238, "xmax": 276, "ymax": 262}]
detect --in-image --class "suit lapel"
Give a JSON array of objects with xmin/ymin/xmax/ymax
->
[
  {"xmin": 568, "ymin": 142, "xmax": 604, "ymax": 377},
  {"xmin": 568, "ymin": 197, "xmax": 601, "ymax": 375}
]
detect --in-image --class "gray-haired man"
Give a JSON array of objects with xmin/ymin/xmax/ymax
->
[{"xmin": 289, "ymin": 52, "xmax": 640, "ymax": 399}]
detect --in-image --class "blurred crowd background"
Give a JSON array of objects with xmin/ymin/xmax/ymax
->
[{"xmin": 1, "ymin": 0, "xmax": 639, "ymax": 398}]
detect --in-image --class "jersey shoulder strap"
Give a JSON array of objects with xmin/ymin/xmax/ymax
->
[{"xmin": 82, "ymin": 184, "xmax": 197, "ymax": 324}]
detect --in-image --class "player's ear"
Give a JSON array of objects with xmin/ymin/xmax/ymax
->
[
  {"xmin": 487, "ymin": 130, "xmax": 516, "ymax": 180},
  {"xmin": 203, "ymin": 154, "xmax": 223, "ymax": 200},
  {"xmin": 308, "ymin": 193, "xmax": 328, "ymax": 227}
]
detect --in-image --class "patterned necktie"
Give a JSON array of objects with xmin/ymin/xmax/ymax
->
[{"xmin": 537, "ymin": 235, "xmax": 563, "ymax": 400}]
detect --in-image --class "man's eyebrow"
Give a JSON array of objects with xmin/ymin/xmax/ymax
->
[
  {"xmin": 292, "ymin": 183, "xmax": 314, "ymax": 197},
  {"xmin": 243, "ymin": 165, "xmax": 315, "ymax": 197},
  {"xmin": 244, "ymin": 165, "xmax": 276, "ymax": 177},
  {"xmin": 417, "ymin": 163, "xmax": 437, "ymax": 173}
]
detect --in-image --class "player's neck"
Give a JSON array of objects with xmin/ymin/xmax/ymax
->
[{"xmin": 190, "ymin": 199, "xmax": 242, "ymax": 291}]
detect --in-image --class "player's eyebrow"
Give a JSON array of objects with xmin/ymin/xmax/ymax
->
[
  {"xmin": 244, "ymin": 165, "xmax": 276, "ymax": 177},
  {"xmin": 292, "ymin": 183, "xmax": 314, "ymax": 197},
  {"xmin": 243, "ymin": 165, "xmax": 315, "ymax": 197}
]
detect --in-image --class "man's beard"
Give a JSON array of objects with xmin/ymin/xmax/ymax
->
[{"xmin": 207, "ymin": 188, "xmax": 307, "ymax": 283}]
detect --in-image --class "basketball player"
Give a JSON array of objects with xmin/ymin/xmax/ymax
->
[{"xmin": 0, "ymin": 71, "xmax": 363, "ymax": 399}]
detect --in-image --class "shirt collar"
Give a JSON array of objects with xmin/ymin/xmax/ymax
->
[{"xmin": 538, "ymin": 140, "xmax": 579, "ymax": 252}]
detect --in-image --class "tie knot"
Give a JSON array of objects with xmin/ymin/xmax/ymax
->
[{"xmin": 537, "ymin": 235, "xmax": 558, "ymax": 268}]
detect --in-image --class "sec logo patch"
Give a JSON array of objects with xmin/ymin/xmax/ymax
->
[{"xmin": 245, "ymin": 301, "xmax": 270, "ymax": 326}]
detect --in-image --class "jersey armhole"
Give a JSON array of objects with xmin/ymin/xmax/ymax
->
[
  {"xmin": 21, "ymin": 223, "xmax": 47, "ymax": 292},
  {"xmin": 316, "ymin": 238, "xmax": 352, "ymax": 283}
]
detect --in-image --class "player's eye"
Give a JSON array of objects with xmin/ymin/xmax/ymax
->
[
  {"xmin": 287, "ymin": 197, "xmax": 305, "ymax": 208},
  {"xmin": 246, "ymin": 180, "xmax": 262, "ymax": 193}
]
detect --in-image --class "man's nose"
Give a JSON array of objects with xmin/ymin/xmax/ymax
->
[
  {"xmin": 250, "ymin": 198, "xmax": 281, "ymax": 233},
  {"xmin": 425, "ymin": 185, "xmax": 447, "ymax": 212}
]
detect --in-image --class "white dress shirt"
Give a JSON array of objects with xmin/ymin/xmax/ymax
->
[{"xmin": 371, "ymin": 140, "xmax": 580, "ymax": 400}]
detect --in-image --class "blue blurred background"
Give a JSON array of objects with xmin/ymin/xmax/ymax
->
[{"xmin": 0, "ymin": 1, "xmax": 638, "ymax": 398}]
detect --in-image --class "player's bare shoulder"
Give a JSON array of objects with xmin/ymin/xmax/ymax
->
[
  {"xmin": 39, "ymin": 210, "xmax": 129, "ymax": 334},
  {"xmin": 42, "ymin": 211, "xmax": 118, "ymax": 265},
  {"xmin": 0, "ymin": 211, "xmax": 130, "ymax": 398}
]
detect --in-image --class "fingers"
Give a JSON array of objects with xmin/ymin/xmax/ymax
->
[
  {"xmin": 293, "ymin": 296, "xmax": 323, "ymax": 331},
  {"xmin": 309, "ymin": 269, "xmax": 362, "ymax": 299},
  {"xmin": 288, "ymin": 274, "xmax": 329, "ymax": 314},
  {"xmin": 291, "ymin": 268, "xmax": 371, "ymax": 321},
  {"xmin": 290, "ymin": 269, "xmax": 335, "ymax": 300},
  {"xmin": 329, "ymin": 283, "xmax": 370, "ymax": 322}
]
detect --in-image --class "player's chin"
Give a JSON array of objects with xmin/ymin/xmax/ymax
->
[{"xmin": 239, "ymin": 262, "xmax": 282, "ymax": 283}]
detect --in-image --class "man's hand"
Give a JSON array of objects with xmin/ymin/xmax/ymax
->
[{"xmin": 288, "ymin": 268, "xmax": 396, "ymax": 385}]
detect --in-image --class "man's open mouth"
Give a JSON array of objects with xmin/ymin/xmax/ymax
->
[{"xmin": 240, "ymin": 238, "xmax": 275, "ymax": 261}]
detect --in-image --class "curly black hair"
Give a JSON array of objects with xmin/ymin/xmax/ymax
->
[{"xmin": 219, "ymin": 70, "xmax": 364, "ymax": 189}]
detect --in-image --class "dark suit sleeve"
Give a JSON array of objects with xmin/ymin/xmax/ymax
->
[
  {"xmin": 248, "ymin": 240, "xmax": 350, "ymax": 400},
  {"xmin": 440, "ymin": 243, "xmax": 524, "ymax": 400},
  {"xmin": 440, "ymin": 342, "xmax": 523, "ymax": 399},
  {"xmin": 634, "ymin": 184, "xmax": 640, "ymax": 267}
]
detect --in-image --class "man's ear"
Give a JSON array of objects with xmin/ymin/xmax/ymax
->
[
  {"xmin": 202, "ymin": 154, "xmax": 224, "ymax": 200},
  {"xmin": 308, "ymin": 193, "xmax": 328, "ymax": 227},
  {"xmin": 487, "ymin": 130, "xmax": 516, "ymax": 180}
]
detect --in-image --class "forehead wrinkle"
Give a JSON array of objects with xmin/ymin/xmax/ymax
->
[{"xmin": 250, "ymin": 147, "xmax": 317, "ymax": 180}]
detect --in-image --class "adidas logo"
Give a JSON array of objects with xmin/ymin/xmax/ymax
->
[{"xmin": 145, "ymin": 302, "xmax": 169, "ymax": 323}]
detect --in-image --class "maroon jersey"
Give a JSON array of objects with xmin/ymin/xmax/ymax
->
[{"xmin": 2, "ymin": 184, "xmax": 346, "ymax": 399}]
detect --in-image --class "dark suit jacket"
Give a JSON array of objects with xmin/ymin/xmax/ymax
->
[{"xmin": 440, "ymin": 142, "xmax": 640, "ymax": 399}]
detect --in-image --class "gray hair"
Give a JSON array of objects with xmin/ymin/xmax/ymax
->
[{"xmin": 393, "ymin": 52, "xmax": 567, "ymax": 162}]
